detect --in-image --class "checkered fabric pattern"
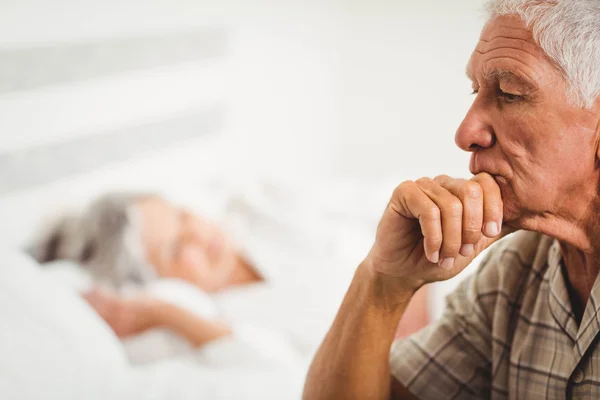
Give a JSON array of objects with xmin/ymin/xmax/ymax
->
[{"xmin": 390, "ymin": 230, "xmax": 600, "ymax": 399}]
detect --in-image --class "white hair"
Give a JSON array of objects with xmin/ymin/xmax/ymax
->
[
  {"xmin": 34, "ymin": 192, "xmax": 157, "ymax": 288},
  {"xmin": 486, "ymin": 0, "xmax": 600, "ymax": 108}
]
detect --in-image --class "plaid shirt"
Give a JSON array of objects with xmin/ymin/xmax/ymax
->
[{"xmin": 390, "ymin": 230, "xmax": 600, "ymax": 399}]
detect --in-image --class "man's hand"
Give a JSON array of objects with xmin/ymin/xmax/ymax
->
[
  {"xmin": 366, "ymin": 173, "xmax": 510, "ymax": 295},
  {"xmin": 303, "ymin": 173, "xmax": 511, "ymax": 400}
]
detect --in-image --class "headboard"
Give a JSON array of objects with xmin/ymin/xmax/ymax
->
[{"xmin": 0, "ymin": 27, "xmax": 230, "ymax": 249}]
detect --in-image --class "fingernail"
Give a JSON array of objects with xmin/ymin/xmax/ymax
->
[
  {"xmin": 460, "ymin": 244, "xmax": 474, "ymax": 257},
  {"xmin": 485, "ymin": 222, "xmax": 499, "ymax": 236},
  {"xmin": 430, "ymin": 251, "xmax": 440, "ymax": 264},
  {"xmin": 439, "ymin": 257, "xmax": 455, "ymax": 270}
]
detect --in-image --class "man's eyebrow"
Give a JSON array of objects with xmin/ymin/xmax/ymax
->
[{"xmin": 484, "ymin": 68, "xmax": 537, "ymax": 90}]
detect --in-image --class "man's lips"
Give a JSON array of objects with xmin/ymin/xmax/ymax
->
[
  {"xmin": 470, "ymin": 167, "xmax": 509, "ymax": 188},
  {"xmin": 469, "ymin": 154, "xmax": 505, "ymax": 179},
  {"xmin": 473, "ymin": 171, "xmax": 509, "ymax": 186},
  {"xmin": 493, "ymin": 175, "xmax": 509, "ymax": 185},
  {"xmin": 469, "ymin": 156, "xmax": 511, "ymax": 188},
  {"xmin": 469, "ymin": 161, "xmax": 505, "ymax": 180},
  {"xmin": 471, "ymin": 167, "xmax": 502, "ymax": 178}
]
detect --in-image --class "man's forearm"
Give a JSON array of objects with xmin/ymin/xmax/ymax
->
[{"xmin": 303, "ymin": 261, "xmax": 415, "ymax": 400}]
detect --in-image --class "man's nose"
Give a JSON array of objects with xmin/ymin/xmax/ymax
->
[{"xmin": 455, "ymin": 100, "xmax": 495, "ymax": 152}]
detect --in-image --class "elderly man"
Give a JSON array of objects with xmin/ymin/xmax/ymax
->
[{"xmin": 304, "ymin": 1, "xmax": 600, "ymax": 399}]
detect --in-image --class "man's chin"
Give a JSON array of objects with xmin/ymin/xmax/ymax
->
[{"xmin": 500, "ymin": 201, "xmax": 523, "ymax": 228}]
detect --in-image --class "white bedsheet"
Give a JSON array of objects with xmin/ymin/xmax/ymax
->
[
  {"xmin": 0, "ymin": 250, "xmax": 131, "ymax": 400},
  {"xmin": 2, "ymin": 175, "xmax": 480, "ymax": 399},
  {"xmin": 1, "ymin": 249, "xmax": 308, "ymax": 400},
  {"xmin": 5, "ymin": 177, "xmax": 379, "ymax": 399},
  {"xmin": 116, "ymin": 176, "xmax": 388, "ymax": 367}
]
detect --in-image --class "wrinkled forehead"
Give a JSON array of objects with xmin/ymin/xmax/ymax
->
[{"xmin": 467, "ymin": 15, "xmax": 560, "ymax": 86}]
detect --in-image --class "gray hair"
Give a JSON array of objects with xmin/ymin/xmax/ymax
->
[
  {"xmin": 486, "ymin": 0, "xmax": 600, "ymax": 108},
  {"xmin": 35, "ymin": 192, "xmax": 157, "ymax": 287}
]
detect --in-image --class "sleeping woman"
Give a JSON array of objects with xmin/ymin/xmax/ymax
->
[{"xmin": 34, "ymin": 192, "xmax": 429, "ymax": 364}]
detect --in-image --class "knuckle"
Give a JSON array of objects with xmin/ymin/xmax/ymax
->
[
  {"xmin": 462, "ymin": 225, "xmax": 482, "ymax": 235},
  {"xmin": 473, "ymin": 171, "xmax": 493, "ymax": 181},
  {"xmin": 422, "ymin": 206, "xmax": 441, "ymax": 221},
  {"xmin": 394, "ymin": 180, "xmax": 415, "ymax": 196},
  {"xmin": 461, "ymin": 181, "xmax": 483, "ymax": 200},
  {"xmin": 428, "ymin": 233, "xmax": 443, "ymax": 246},
  {"xmin": 445, "ymin": 199, "xmax": 463, "ymax": 216},
  {"xmin": 475, "ymin": 173, "xmax": 500, "ymax": 192},
  {"xmin": 415, "ymin": 177, "xmax": 432, "ymax": 186}
]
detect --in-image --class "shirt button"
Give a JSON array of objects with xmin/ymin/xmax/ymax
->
[{"xmin": 573, "ymin": 368, "xmax": 584, "ymax": 384}]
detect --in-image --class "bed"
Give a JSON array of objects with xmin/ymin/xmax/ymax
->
[
  {"xmin": 0, "ymin": 24, "xmax": 310, "ymax": 400},
  {"xmin": 0, "ymin": 20, "xmax": 485, "ymax": 399},
  {"xmin": 0, "ymin": 23, "xmax": 385, "ymax": 399}
]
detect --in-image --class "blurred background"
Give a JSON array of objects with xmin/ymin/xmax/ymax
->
[
  {"xmin": 0, "ymin": 0, "xmax": 487, "ymax": 308},
  {"xmin": 0, "ymin": 0, "xmax": 485, "ymax": 179},
  {"xmin": 0, "ymin": 0, "xmax": 489, "ymax": 397}
]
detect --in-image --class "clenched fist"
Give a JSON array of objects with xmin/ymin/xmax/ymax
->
[{"xmin": 366, "ymin": 173, "xmax": 512, "ymax": 293}]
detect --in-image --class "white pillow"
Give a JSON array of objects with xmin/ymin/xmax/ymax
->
[
  {"xmin": 39, "ymin": 259, "xmax": 94, "ymax": 292},
  {"xmin": 0, "ymin": 249, "xmax": 130, "ymax": 400},
  {"xmin": 125, "ymin": 278, "xmax": 219, "ymax": 320}
]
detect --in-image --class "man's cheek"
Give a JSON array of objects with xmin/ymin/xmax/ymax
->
[{"xmin": 496, "ymin": 180, "xmax": 521, "ymax": 221}]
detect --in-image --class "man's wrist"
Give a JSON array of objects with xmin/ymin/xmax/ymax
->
[{"xmin": 357, "ymin": 259, "xmax": 419, "ymax": 312}]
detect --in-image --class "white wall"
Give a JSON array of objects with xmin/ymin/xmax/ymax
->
[
  {"xmin": 0, "ymin": 0, "xmax": 490, "ymax": 316},
  {"xmin": 226, "ymin": 0, "xmax": 488, "ymax": 180},
  {"xmin": 225, "ymin": 3, "xmax": 343, "ymax": 179},
  {"xmin": 0, "ymin": 0, "xmax": 487, "ymax": 180},
  {"xmin": 335, "ymin": 0, "xmax": 486, "ymax": 179}
]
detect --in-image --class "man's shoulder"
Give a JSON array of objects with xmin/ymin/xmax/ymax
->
[{"xmin": 486, "ymin": 230, "xmax": 554, "ymax": 272}]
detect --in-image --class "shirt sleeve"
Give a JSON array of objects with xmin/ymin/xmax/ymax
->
[{"xmin": 389, "ymin": 250, "xmax": 499, "ymax": 400}]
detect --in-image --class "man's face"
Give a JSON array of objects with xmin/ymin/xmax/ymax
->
[
  {"xmin": 136, "ymin": 197, "xmax": 239, "ymax": 292},
  {"xmin": 457, "ymin": 15, "xmax": 600, "ymax": 226}
]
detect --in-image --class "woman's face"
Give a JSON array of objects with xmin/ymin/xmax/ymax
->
[{"xmin": 136, "ymin": 197, "xmax": 240, "ymax": 292}]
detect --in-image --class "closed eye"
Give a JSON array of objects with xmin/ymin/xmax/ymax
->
[
  {"xmin": 497, "ymin": 88, "xmax": 522, "ymax": 103},
  {"xmin": 470, "ymin": 88, "xmax": 522, "ymax": 103}
]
